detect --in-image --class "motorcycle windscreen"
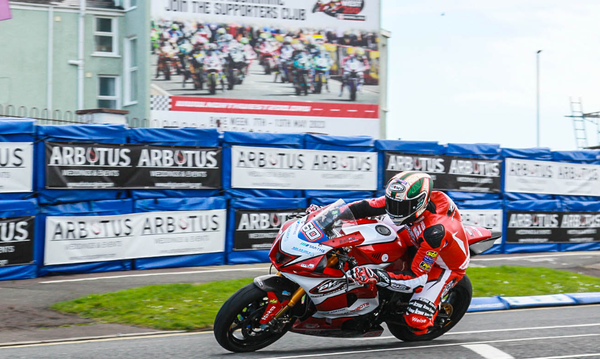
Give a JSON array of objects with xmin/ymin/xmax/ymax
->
[{"xmin": 298, "ymin": 199, "xmax": 356, "ymax": 244}]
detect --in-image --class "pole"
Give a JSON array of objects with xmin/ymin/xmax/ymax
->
[{"xmin": 536, "ymin": 50, "xmax": 542, "ymax": 147}]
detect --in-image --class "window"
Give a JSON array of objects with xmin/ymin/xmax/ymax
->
[
  {"xmin": 98, "ymin": 76, "xmax": 120, "ymax": 109},
  {"xmin": 94, "ymin": 17, "xmax": 118, "ymax": 55},
  {"xmin": 124, "ymin": 37, "xmax": 138, "ymax": 105}
]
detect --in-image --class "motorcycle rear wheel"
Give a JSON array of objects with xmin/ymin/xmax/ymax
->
[
  {"xmin": 214, "ymin": 283, "xmax": 292, "ymax": 353},
  {"xmin": 387, "ymin": 275, "xmax": 472, "ymax": 342}
]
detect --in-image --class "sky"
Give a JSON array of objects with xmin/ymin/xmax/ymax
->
[{"xmin": 380, "ymin": 0, "xmax": 600, "ymax": 150}]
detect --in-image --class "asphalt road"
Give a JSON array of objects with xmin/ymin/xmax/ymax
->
[
  {"xmin": 150, "ymin": 55, "xmax": 380, "ymax": 104},
  {"xmin": 1, "ymin": 305, "xmax": 599, "ymax": 359},
  {"xmin": 0, "ymin": 252, "xmax": 599, "ymax": 335}
]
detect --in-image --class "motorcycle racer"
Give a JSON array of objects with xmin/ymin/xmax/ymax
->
[
  {"xmin": 339, "ymin": 48, "xmax": 370, "ymax": 96},
  {"xmin": 332, "ymin": 171, "xmax": 469, "ymax": 334}
]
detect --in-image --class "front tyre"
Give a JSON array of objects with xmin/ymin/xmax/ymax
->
[
  {"xmin": 387, "ymin": 275, "xmax": 472, "ymax": 342},
  {"xmin": 214, "ymin": 283, "xmax": 291, "ymax": 353}
]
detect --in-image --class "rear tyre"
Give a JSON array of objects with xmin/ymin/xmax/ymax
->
[
  {"xmin": 214, "ymin": 283, "xmax": 291, "ymax": 353},
  {"xmin": 387, "ymin": 275, "xmax": 472, "ymax": 342},
  {"xmin": 350, "ymin": 83, "xmax": 357, "ymax": 101},
  {"xmin": 209, "ymin": 75, "xmax": 217, "ymax": 95},
  {"xmin": 315, "ymin": 75, "xmax": 323, "ymax": 94}
]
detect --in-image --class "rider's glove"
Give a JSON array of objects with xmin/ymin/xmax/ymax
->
[
  {"xmin": 305, "ymin": 204, "xmax": 321, "ymax": 214},
  {"xmin": 348, "ymin": 266, "xmax": 428, "ymax": 293},
  {"xmin": 380, "ymin": 274, "xmax": 428, "ymax": 293},
  {"xmin": 347, "ymin": 266, "xmax": 378, "ymax": 285},
  {"xmin": 347, "ymin": 266, "xmax": 389, "ymax": 286}
]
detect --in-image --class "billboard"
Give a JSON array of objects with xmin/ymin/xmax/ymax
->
[
  {"xmin": 506, "ymin": 211, "xmax": 600, "ymax": 244},
  {"xmin": 384, "ymin": 152, "xmax": 502, "ymax": 193},
  {"xmin": 44, "ymin": 209, "xmax": 227, "ymax": 265},
  {"xmin": 504, "ymin": 158, "xmax": 600, "ymax": 196},
  {"xmin": 45, "ymin": 142, "xmax": 222, "ymax": 190},
  {"xmin": 150, "ymin": 0, "xmax": 381, "ymax": 136},
  {"xmin": 0, "ymin": 142, "xmax": 33, "ymax": 193},
  {"xmin": 231, "ymin": 146, "xmax": 378, "ymax": 190}
]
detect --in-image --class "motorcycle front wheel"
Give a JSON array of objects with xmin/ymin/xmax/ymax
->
[
  {"xmin": 214, "ymin": 283, "xmax": 292, "ymax": 353},
  {"xmin": 387, "ymin": 275, "xmax": 472, "ymax": 342}
]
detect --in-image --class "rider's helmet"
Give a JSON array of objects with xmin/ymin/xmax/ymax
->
[
  {"xmin": 171, "ymin": 24, "xmax": 180, "ymax": 31},
  {"xmin": 293, "ymin": 42, "xmax": 304, "ymax": 51},
  {"xmin": 356, "ymin": 48, "xmax": 366, "ymax": 57},
  {"xmin": 208, "ymin": 43, "xmax": 218, "ymax": 51},
  {"xmin": 314, "ymin": 35, "xmax": 325, "ymax": 45},
  {"xmin": 284, "ymin": 36, "xmax": 293, "ymax": 44},
  {"xmin": 217, "ymin": 28, "xmax": 227, "ymax": 35},
  {"xmin": 385, "ymin": 171, "xmax": 432, "ymax": 226},
  {"xmin": 225, "ymin": 34, "xmax": 234, "ymax": 42},
  {"xmin": 239, "ymin": 37, "xmax": 249, "ymax": 45}
]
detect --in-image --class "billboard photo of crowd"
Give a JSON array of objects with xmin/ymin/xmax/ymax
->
[{"xmin": 150, "ymin": 20, "xmax": 380, "ymax": 103}]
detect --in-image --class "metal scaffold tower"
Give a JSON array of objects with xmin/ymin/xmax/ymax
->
[{"xmin": 566, "ymin": 97, "xmax": 600, "ymax": 149}]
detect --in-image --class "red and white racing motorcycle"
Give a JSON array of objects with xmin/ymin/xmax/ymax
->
[{"xmin": 214, "ymin": 200, "xmax": 500, "ymax": 352}]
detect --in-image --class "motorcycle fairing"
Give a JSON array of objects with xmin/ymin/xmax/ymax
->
[
  {"xmin": 281, "ymin": 272, "xmax": 379, "ymax": 318},
  {"xmin": 279, "ymin": 218, "xmax": 334, "ymax": 267}
]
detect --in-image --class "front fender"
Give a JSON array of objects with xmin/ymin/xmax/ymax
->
[{"xmin": 254, "ymin": 274, "xmax": 299, "ymax": 302}]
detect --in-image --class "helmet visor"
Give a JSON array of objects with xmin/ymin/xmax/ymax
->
[{"xmin": 385, "ymin": 193, "xmax": 425, "ymax": 218}]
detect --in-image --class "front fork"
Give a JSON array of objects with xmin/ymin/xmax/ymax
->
[{"xmin": 267, "ymin": 255, "xmax": 339, "ymax": 325}]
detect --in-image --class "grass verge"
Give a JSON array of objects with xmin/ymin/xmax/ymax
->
[
  {"xmin": 51, "ymin": 266, "xmax": 600, "ymax": 331},
  {"xmin": 467, "ymin": 265, "xmax": 600, "ymax": 297}
]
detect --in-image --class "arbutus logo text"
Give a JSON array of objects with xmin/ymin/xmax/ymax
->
[
  {"xmin": 137, "ymin": 149, "xmax": 218, "ymax": 168},
  {"xmin": 461, "ymin": 212, "xmax": 500, "ymax": 229},
  {"xmin": 0, "ymin": 147, "xmax": 25, "ymax": 168},
  {"xmin": 508, "ymin": 161, "xmax": 553, "ymax": 178},
  {"xmin": 48, "ymin": 145, "xmax": 131, "ymax": 167},
  {"xmin": 142, "ymin": 214, "xmax": 220, "ymax": 235},
  {"xmin": 448, "ymin": 160, "xmax": 500, "ymax": 177},
  {"xmin": 508, "ymin": 214, "xmax": 559, "ymax": 228},
  {"xmin": 560, "ymin": 214, "xmax": 600, "ymax": 228},
  {"xmin": 237, "ymin": 212, "xmax": 300, "ymax": 231},
  {"xmin": 387, "ymin": 155, "xmax": 445, "ymax": 173},
  {"xmin": 236, "ymin": 150, "xmax": 305, "ymax": 169},
  {"xmin": 0, "ymin": 221, "xmax": 30, "ymax": 242},
  {"xmin": 557, "ymin": 165, "xmax": 599, "ymax": 181},
  {"xmin": 311, "ymin": 154, "xmax": 372, "ymax": 171},
  {"xmin": 51, "ymin": 219, "xmax": 134, "ymax": 240}
]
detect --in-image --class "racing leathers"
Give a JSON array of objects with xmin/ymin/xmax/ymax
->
[{"xmin": 346, "ymin": 191, "xmax": 470, "ymax": 333}]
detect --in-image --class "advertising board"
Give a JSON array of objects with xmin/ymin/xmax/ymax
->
[{"xmin": 150, "ymin": 0, "xmax": 381, "ymax": 136}]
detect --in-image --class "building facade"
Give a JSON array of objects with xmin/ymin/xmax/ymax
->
[{"xmin": 0, "ymin": 0, "xmax": 149, "ymax": 122}]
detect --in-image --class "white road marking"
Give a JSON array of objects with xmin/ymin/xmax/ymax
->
[
  {"xmin": 471, "ymin": 252, "xmax": 600, "ymax": 262},
  {"xmin": 348, "ymin": 322, "xmax": 600, "ymax": 341},
  {"xmin": 524, "ymin": 258, "xmax": 556, "ymax": 263},
  {"xmin": 258, "ymin": 333, "xmax": 600, "ymax": 359},
  {"xmin": 39, "ymin": 267, "xmax": 271, "ymax": 284},
  {"xmin": 0, "ymin": 332, "xmax": 206, "ymax": 349},
  {"xmin": 526, "ymin": 354, "xmax": 600, "ymax": 359},
  {"xmin": 463, "ymin": 344, "xmax": 515, "ymax": 359}
]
